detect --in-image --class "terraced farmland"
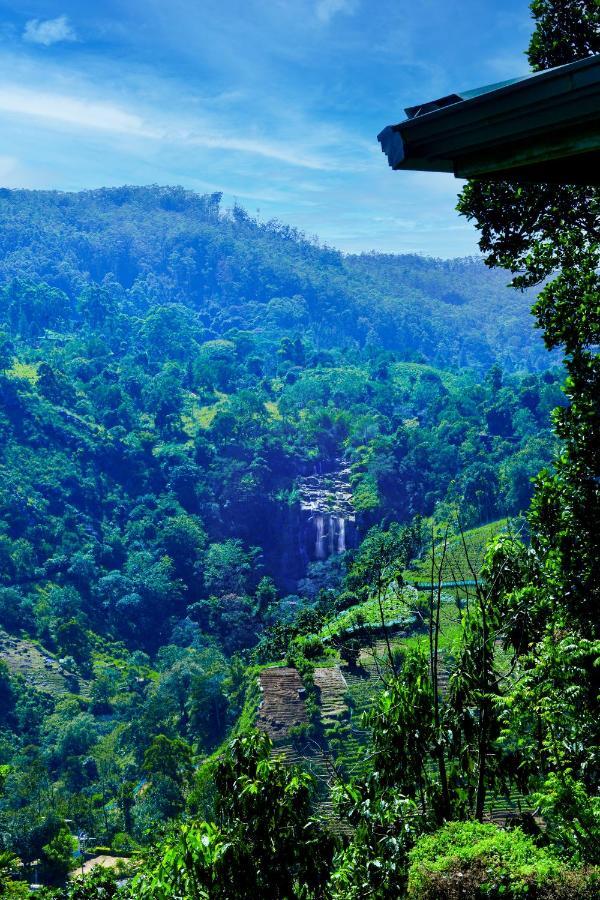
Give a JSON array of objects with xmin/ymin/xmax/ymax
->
[
  {"xmin": 254, "ymin": 540, "xmax": 530, "ymax": 828},
  {"xmin": 255, "ymin": 665, "xmax": 333, "ymax": 792},
  {"xmin": 0, "ymin": 628, "xmax": 88, "ymax": 697},
  {"xmin": 256, "ymin": 666, "xmax": 309, "ymax": 743},
  {"xmin": 313, "ymin": 666, "xmax": 348, "ymax": 726},
  {"xmin": 404, "ymin": 519, "xmax": 515, "ymax": 594}
]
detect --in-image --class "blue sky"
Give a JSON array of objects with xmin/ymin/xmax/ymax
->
[{"xmin": 0, "ymin": 1, "xmax": 533, "ymax": 256}]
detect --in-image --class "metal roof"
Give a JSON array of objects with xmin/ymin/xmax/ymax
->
[{"xmin": 378, "ymin": 54, "xmax": 600, "ymax": 184}]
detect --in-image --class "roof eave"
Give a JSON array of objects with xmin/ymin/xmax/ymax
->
[{"xmin": 378, "ymin": 54, "xmax": 600, "ymax": 183}]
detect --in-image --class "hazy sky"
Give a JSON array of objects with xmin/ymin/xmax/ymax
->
[{"xmin": 0, "ymin": 1, "xmax": 534, "ymax": 256}]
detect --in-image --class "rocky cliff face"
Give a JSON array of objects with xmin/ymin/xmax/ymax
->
[
  {"xmin": 296, "ymin": 463, "xmax": 357, "ymax": 563},
  {"xmin": 266, "ymin": 462, "xmax": 358, "ymax": 591}
]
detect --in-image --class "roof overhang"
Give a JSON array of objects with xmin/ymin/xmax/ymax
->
[{"xmin": 378, "ymin": 54, "xmax": 600, "ymax": 184}]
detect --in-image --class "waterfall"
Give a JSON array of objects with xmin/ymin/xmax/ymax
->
[
  {"xmin": 314, "ymin": 514, "xmax": 348, "ymax": 559},
  {"xmin": 298, "ymin": 464, "xmax": 356, "ymax": 564},
  {"xmin": 315, "ymin": 514, "xmax": 326, "ymax": 559},
  {"xmin": 337, "ymin": 517, "xmax": 346, "ymax": 553}
]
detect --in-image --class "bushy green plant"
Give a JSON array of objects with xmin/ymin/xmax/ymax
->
[
  {"xmin": 111, "ymin": 832, "xmax": 138, "ymax": 854},
  {"xmin": 131, "ymin": 731, "xmax": 334, "ymax": 899},
  {"xmin": 59, "ymin": 868, "xmax": 123, "ymax": 898},
  {"xmin": 407, "ymin": 821, "xmax": 597, "ymax": 899},
  {"xmin": 0, "ymin": 851, "xmax": 29, "ymax": 898}
]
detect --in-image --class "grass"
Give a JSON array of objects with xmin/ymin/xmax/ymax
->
[
  {"xmin": 405, "ymin": 519, "xmax": 512, "ymax": 589},
  {"xmin": 397, "ymin": 596, "xmax": 463, "ymax": 656},
  {"xmin": 319, "ymin": 588, "xmax": 417, "ymax": 640},
  {"xmin": 7, "ymin": 361, "xmax": 39, "ymax": 384}
]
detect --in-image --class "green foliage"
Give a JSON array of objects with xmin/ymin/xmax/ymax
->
[
  {"xmin": 329, "ymin": 791, "xmax": 419, "ymax": 899},
  {"xmin": 364, "ymin": 651, "xmax": 435, "ymax": 797},
  {"xmin": 203, "ymin": 540, "xmax": 257, "ymax": 597},
  {"xmin": 0, "ymin": 36, "xmax": 591, "ymax": 887},
  {"xmin": 348, "ymin": 523, "xmax": 410, "ymax": 598},
  {"xmin": 407, "ymin": 821, "xmax": 596, "ymax": 899},
  {"xmin": 456, "ymin": 0, "xmax": 600, "ymax": 868},
  {"xmin": 532, "ymin": 772, "xmax": 600, "ymax": 865},
  {"xmin": 132, "ymin": 730, "xmax": 334, "ymax": 899},
  {"xmin": 41, "ymin": 826, "xmax": 76, "ymax": 885},
  {"xmin": 143, "ymin": 734, "xmax": 194, "ymax": 786},
  {"xmin": 55, "ymin": 620, "xmax": 92, "ymax": 675},
  {"xmin": 60, "ymin": 869, "xmax": 123, "ymax": 899},
  {"xmin": 0, "ymin": 331, "xmax": 14, "ymax": 373},
  {"xmin": 528, "ymin": 1, "xmax": 600, "ymax": 71},
  {"xmin": 0, "ymin": 851, "xmax": 28, "ymax": 898}
]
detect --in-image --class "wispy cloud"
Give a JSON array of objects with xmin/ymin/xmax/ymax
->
[
  {"xmin": 23, "ymin": 15, "xmax": 77, "ymax": 47},
  {"xmin": 0, "ymin": 86, "xmax": 153, "ymax": 136},
  {"xmin": 0, "ymin": 83, "xmax": 356, "ymax": 171},
  {"xmin": 181, "ymin": 132, "xmax": 336, "ymax": 170},
  {"xmin": 0, "ymin": 0, "xmax": 524, "ymax": 256},
  {"xmin": 315, "ymin": 0, "xmax": 357, "ymax": 25}
]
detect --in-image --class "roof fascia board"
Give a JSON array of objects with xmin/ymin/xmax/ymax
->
[{"xmin": 379, "ymin": 54, "xmax": 600, "ymax": 177}]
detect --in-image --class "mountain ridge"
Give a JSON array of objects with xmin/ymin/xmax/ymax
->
[{"xmin": 0, "ymin": 184, "xmax": 549, "ymax": 372}]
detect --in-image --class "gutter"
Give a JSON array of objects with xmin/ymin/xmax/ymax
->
[{"xmin": 378, "ymin": 54, "xmax": 600, "ymax": 182}]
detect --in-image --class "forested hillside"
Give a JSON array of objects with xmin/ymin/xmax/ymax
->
[
  {"xmin": 2, "ymin": 0, "xmax": 600, "ymax": 893},
  {"xmin": 0, "ymin": 185, "xmax": 551, "ymax": 370},
  {"xmin": 0, "ymin": 186, "xmax": 560, "ymax": 640},
  {"xmin": 0, "ymin": 183, "xmax": 588, "ymax": 896}
]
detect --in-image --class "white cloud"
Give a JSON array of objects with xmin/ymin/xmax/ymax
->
[
  {"xmin": 0, "ymin": 86, "xmax": 154, "ymax": 137},
  {"xmin": 180, "ymin": 131, "xmax": 335, "ymax": 170},
  {"xmin": 0, "ymin": 84, "xmax": 355, "ymax": 171},
  {"xmin": 23, "ymin": 15, "xmax": 77, "ymax": 47},
  {"xmin": 315, "ymin": 0, "xmax": 357, "ymax": 25}
]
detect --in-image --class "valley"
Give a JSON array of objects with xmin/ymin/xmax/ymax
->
[{"xmin": 0, "ymin": 183, "xmax": 594, "ymax": 897}]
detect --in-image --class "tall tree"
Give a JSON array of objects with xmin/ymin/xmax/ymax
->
[
  {"xmin": 457, "ymin": 0, "xmax": 600, "ymax": 843},
  {"xmin": 132, "ymin": 731, "xmax": 333, "ymax": 899}
]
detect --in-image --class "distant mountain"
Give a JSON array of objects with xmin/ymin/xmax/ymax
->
[
  {"xmin": 0, "ymin": 185, "xmax": 560, "ymax": 628},
  {"xmin": 0, "ymin": 185, "xmax": 549, "ymax": 372}
]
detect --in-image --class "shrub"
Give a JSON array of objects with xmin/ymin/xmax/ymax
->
[
  {"xmin": 299, "ymin": 635, "xmax": 325, "ymax": 660},
  {"xmin": 288, "ymin": 721, "xmax": 314, "ymax": 749},
  {"xmin": 339, "ymin": 639, "xmax": 361, "ymax": 668},
  {"xmin": 111, "ymin": 831, "xmax": 138, "ymax": 854},
  {"xmin": 407, "ymin": 821, "xmax": 598, "ymax": 899}
]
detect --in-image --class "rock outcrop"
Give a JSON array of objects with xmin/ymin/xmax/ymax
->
[{"xmin": 296, "ymin": 463, "xmax": 357, "ymax": 562}]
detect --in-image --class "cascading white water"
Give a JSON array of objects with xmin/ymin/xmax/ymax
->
[
  {"xmin": 313, "ymin": 514, "xmax": 348, "ymax": 559},
  {"xmin": 328, "ymin": 516, "xmax": 336, "ymax": 556},
  {"xmin": 315, "ymin": 514, "xmax": 326, "ymax": 559},
  {"xmin": 298, "ymin": 462, "xmax": 356, "ymax": 562},
  {"xmin": 337, "ymin": 517, "xmax": 346, "ymax": 553}
]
